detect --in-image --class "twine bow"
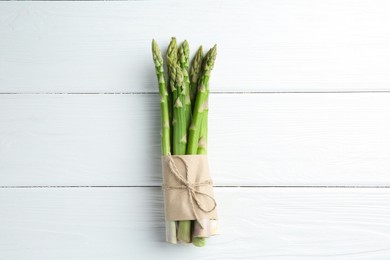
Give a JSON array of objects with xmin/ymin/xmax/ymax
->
[{"xmin": 163, "ymin": 154, "xmax": 217, "ymax": 229}]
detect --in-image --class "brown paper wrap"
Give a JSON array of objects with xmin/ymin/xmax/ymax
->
[{"xmin": 162, "ymin": 155, "xmax": 218, "ymax": 222}]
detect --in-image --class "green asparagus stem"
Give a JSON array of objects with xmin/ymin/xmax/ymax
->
[
  {"xmin": 193, "ymin": 97, "xmax": 209, "ymax": 247},
  {"xmin": 189, "ymin": 45, "xmax": 217, "ymax": 247},
  {"xmin": 168, "ymin": 62, "xmax": 191, "ymax": 243},
  {"xmin": 192, "ymin": 57, "xmax": 211, "ymax": 248},
  {"xmin": 197, "ymin": 97, "xmax": 208, "ymax": 155},
  {"xmin": 192, "ymin": 88, "xmax": 209, "ymax": 248},
  {"xmin": 189, "ymin": 46, "xmax": 203, "ymax": 108},
  {"xmin": 169, "ymin": 63, "xmax": 187, "ymax": 155},
  {"xmin": 177, "ymin": 40, "xmax": 193, "ymax": 243},
  {"xmin": 152, "ymin": 39, "xmax": 177, "ymax": 244},
  {"xmin": 178, "ymin": 40, "xmax": 192, "ymax": 131},
  {"xmin": 187, "ymin": 45, "xmax": 217, "ymax": 154},
  {"xmin": 152, "ymin": 40, "xmax": 170, "ymax": 154},
  {"xmin": 166, "ymin": 38, "xmax": 178, "ymax": 151}
]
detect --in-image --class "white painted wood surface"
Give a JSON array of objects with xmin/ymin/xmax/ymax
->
[
  {"xmin": 1, "ymin": 1, "xmax": 390, "ymax": 259},
  {"xmin": 1, "ymin": 188, "xmax": 390, "ymax": 260},
  {"xmin": 0, "ymin": 93, "xmax": 389, "ymax": 186},
  {"xmin": 1, "ymin": 0, "xmax": 390, "ymax": 92}
]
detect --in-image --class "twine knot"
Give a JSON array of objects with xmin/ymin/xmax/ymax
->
[{"xmin": 163, "ymin": 153, "xmax": 217, "ymax": 228}]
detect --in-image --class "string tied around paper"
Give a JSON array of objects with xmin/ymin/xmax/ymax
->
[{"xmin": 163, "ymin": 153, "xmax": 217, "ymax": 229}]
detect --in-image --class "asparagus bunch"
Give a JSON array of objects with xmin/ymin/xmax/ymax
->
[{"xmin": 152, "ymin": 38, "xmax": 217, "ymax": 246}]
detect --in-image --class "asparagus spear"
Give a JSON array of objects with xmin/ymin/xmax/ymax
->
[
  {"xmin": 178, "ymin": 40, "xmax": 192, "ymax": 131},
  {"xmin": 166, "ymin": 38, "xmax": 178, "ymax": 150},
  {"xmin": 152, "ymin": 40, "xmax": 177, "ymax": 244},
  {"xmin": 152, "ymin": 40, "xmax": 170, "ymax": 157},
  {"xmin": 166, "ymin": 44, "xmax": 183, "ymax": 243},
  {"xmin": 176, "ymin": 41, "xmax": 194, "ymax": 243},
  {"xmin": 189, "ymin": 46, "xmax": 203, "ymax": 107},
  {"xmin": 192, "ymin": 98, "xmax": 209, "ymax": 247},
  {"xmin": 187, "ymin": 45, "xmax": 217, "ymax": 154},
  {"xmin": 168, "ymin": 62, "xmax": 192, "ymax": 243},
  {"xmin": 188, "ymin": 45, "xmax": 217, "ymax": 247}
]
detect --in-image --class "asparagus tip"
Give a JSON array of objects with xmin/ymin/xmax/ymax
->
[
  {"xmin": 151, "ymin": 39, "xmax": 164, "ymax": 68},
  {"xmin": 151, "ymin": 39, "xmax": 158, "ymax": 51},
  {"xmin": 178, "ymin": 40, "xmax": 190, "ymax": 68},
  {"xmin": 211, "ymin": 44, "xmax": 217, "ymax": 56},
  {"xmin": 189, "ymin": 46, "xmax": 204, "ymax": 85},
  {"xmin": 167, "ymin": 37, "xmax": 178, "ymax": 65},
  {"xmin": 201, "ymin": 44, "xmax": 217, "ymax": 75}
]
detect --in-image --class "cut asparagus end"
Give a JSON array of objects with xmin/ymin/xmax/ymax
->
[
  {"xmin": 193, "ymin": 219, "xmax": 219, "ymax": 237},
  {"xmin": 192, "ymin": 237, "xmax": 206, "ymax": 247},
  {"xmin": 165, "ymin": 221, "xmax": 177, "ymax": 244},
  {"xmin": 177, "ymin": 220, "xmax": 192, "ymax": 243}
]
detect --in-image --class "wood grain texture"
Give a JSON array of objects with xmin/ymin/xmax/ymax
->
[
  {"xmin": 1, "ymin": 0, "xmax": 390, "ymax": 92},
  {"xmin": 1, "ymin": 187, "xmax": 390, "ymax": 260},
  {"xmin": 0, "ymin": 93, "xmax": 389, "ymax": 186},
  {"xmin": 1, "ymin": 1, "xmax": 390, "ymax": 258}
]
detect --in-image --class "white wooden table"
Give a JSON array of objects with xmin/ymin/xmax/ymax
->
[{"xmin": 1, "ymin": 1, "xmax": 390, "ymax": 259}]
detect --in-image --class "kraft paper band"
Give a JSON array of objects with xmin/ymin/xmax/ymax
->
[{"xmin": 162, "ymin": 154, "xmax": 218, "ymax": 225}]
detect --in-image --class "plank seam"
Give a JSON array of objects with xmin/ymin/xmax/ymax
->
[
  {"xmin": 1, "ymin": 185, "xmax": 390, "ymax": 189},
  {"xmin": 0, "ymin": 91, "xmax": 390, "ymax": 95}
]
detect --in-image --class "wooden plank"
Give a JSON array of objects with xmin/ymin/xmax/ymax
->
[
  {"xmin": 0, "ymin": 93, "xmax": 389, "ymax": 186},
  {"xmin": 1, "ymin": 187, "xmax": 390, "ymax": 259},
  {"xmin": 1, "ymin": 1, "xmax": 390, "ymax": 92}
]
